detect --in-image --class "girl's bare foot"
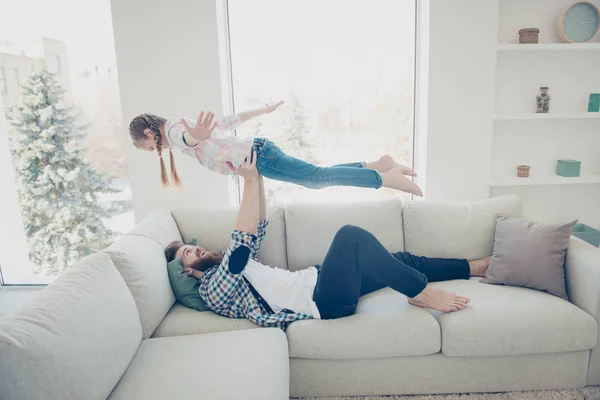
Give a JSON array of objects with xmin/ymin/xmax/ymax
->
[
  {"xmin": 468, "ymin": 256, "xmax": 492, "ymax": 277},
  {"xmin": 366, "ymin": 154, "xmax": 417, "ymax": 176},
  {"xmin": 380, "ymin": 168, "xmax": 423, "ymax": 196},
  {"xmin": 408, "ymin": 286, "xmax": 470, "ymax": 312}
]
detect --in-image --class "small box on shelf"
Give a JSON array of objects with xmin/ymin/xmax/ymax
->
[
  {"xmin": 556, "ymin": 160, "xmax": 581, "ymax": 177},
  {"xmin": 572, "ymin": 223, "xmax": 600, "ymax": 247},
  {"xmin": 589, "ymin": 94, "xmax": 600, "ymax": 112}
]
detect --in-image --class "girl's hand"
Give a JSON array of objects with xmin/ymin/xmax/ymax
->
[
  {"xmin": 236, "ymin": 151, "xmax": 259, "ymax": 182},
  {"xmin": 181, "ymin": 111, "xmax": 218, "ymax": 142},
  {"xmin": 264, "ymin": 100, "xmax": 284, "ymax": 114}
]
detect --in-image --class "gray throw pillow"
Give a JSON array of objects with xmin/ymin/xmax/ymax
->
[{"xmin": 481, "ymin": 215, "xmax": 577, "ymax": 300}]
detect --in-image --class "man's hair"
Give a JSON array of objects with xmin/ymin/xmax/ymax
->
[
  {"xmin": 165, "ymin": 240, "xmax": 185, "ymax": 262},
  {"xmin": 129, "ymin": 113, "xmax": 182, "ymax": 188}
]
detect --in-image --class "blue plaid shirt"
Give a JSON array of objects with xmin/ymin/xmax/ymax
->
[{"xmin": 198, "ymin": 220, "xmax": 314, "ymax": 330}]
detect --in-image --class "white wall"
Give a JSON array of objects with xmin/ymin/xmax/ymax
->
[
  {"xmin": 491, "ymin": 0, "xmax": 600, "ymax": 227},
  {"xmin": 110, "ymin": 0, "xmax": 230, "ymax": 221},
  {"xmin": 417, "ymin": 0, "xmax": 499, "ymax": 201}
]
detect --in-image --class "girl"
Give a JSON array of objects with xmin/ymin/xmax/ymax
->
[{"xmin": 128, "ymin": 101, "xmax": 422, "ymax": 196}]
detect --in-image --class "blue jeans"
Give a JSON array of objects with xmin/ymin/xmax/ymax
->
[{"xmin": 252, "ymin": 138, "xmax": 382, "ymax": 189}]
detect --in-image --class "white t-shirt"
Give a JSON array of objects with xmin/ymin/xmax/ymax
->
[{"xmin": 242, "ymin": 259, "xmax": 321, "ymax": 319}]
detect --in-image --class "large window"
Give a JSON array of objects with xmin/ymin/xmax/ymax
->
[
  {"xmin": 0, "ymin": 67, "xmax": 6, "ymax": 92},
  {"xmin": 226, "ymin": 0, "xmax": 416, "ymax": 204},
  {"xmin": 0, "ymin": 0, "xmax": 132, "ymax": 284}
]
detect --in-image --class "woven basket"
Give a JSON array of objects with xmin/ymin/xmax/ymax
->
[
  {"xmin": 517, "ymin": 165, "xmax": 531, "ymax": 178},
  {"xmin": 519, "ymin": 28, "xmax": 539, "ymax": 44}
]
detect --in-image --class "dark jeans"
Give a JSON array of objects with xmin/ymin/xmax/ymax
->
[
  {"xmin": 313, "ymin": 225, "xmax": 470, "ymax": 320},
  {"xmin": 252, "ymin": 138, "xmax": 382, "ymax": 189}
]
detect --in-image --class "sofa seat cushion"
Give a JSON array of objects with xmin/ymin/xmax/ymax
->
[
  {"xmin": 109, "ymin": 328, "xmax": 289, "ymax": 400},
  {"xmin": 286, "ymin": 288, "xmax": 440, "ymax": 360},
  {"xmin": 429, "ymin": 278, "xmax": 597, "ymax": 357},
  {"xmin": 152, "ymin": 303, "xmax": 259, "ymax": 337}
]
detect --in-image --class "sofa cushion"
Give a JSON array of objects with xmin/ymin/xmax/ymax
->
[
  {"xmin": 128, "ymin": 209, "xmax": 183, "ymax": 247},
  {"xmin": 109, "ymin": 328, "xmax": 289, "ymax": 400},
  {"xmin": 104, "ymin": 234, "xmax": 176, "ymax": 339},
  {"xmin": 286, "ymin": 287, "xmax": 440, "ymax": 359},
  {"xmin": 429, "ymin": 278, "xmax": 597, "ymax": 357},
  {"xmin": 285, "ymin": 199, "xmax": 404, "ymax": 271},
  {"xmin": 482, "ymin": 215, "xmax": 576, "ymax": 300},
  {"xmin": 172, "ymin": 205, "xmax": 288, "ymax": 269},
  {"xmin": 0, "ymin": 253, "xmax": 141, "ymax": 400},
  {"xmin": 152, "ymin": 303, "xmax": 258, "ymax": 337},
  {"xmin": 403, "ymin": 195, "xmax": 522, "ymax": 260}
]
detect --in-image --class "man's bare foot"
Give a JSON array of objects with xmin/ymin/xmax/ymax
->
[
  {"xmin": 366, "ymin": 154, "xmax": 417, "ymax": 176},
  {"xmin": 408, "ymin": 286, "xmax": 470, "ymax": 312},
  {"xmin": 380, "ymin": 168, "xmax": 423, "ymax": 196},
  {"xmin": 468, "ymin": 256, "xmax": 491, "ymax": 277}
]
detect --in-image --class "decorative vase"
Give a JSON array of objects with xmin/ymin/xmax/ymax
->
[
  {"xmin": 519, "ymin": 28, "xmax": 540, "ymax": 44},
  {"xmin": 517, "ymin": 165, "xmax": 530, "ymax": 177},
  {"xmin": 536, "ymin": 87, "xmax": 551, "ymax": 113},
  {"xmin": 589, "ymin": 94, "xmax": 600, "ymax": 112}
]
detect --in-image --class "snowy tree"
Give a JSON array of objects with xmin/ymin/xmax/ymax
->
[
  {"xmin": 278, "ymin": 92, "xmax": 318, "ymax": 164},
  {"xmin": 8, "ymin": 66, "xmax": 117, "ymax": 276},
  {"xmin": 265, "ymin": 92, "xmax": 320, "ymax": 203}
]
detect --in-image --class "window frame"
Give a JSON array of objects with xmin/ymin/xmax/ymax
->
[{"xmin": 221, "ymin": 0, "xmax": 419, "ymax": 206}]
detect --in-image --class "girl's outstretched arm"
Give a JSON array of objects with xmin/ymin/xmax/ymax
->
[{"xmin": 236, "ymin": 100, "xmax": 284, "ymax": 123}]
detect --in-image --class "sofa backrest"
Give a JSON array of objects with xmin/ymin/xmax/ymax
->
[
  {"xmin": 171, "ymin": 205, "xmax": 288, "ymax": 269},
  {"xmin": 285, "ymin": 199, "xmax": 405, "ymax": 271},
  {"xmin": 104, "ymin": 209, "xmax": 181, "ymax": 339},
  {"xmin": 402, "ymin": 195, "xmax": 522, "ymax": 259},
  {"xmin": 0, "ymin": 253, "xmax": 141, "ymax": 400}
]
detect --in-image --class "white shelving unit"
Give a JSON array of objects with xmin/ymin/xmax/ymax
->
[
  {"xmin": 494, "ymin": 112, "xmax": 600, "ymax": 121},
  {"xmin": 497, "ymin": 43, "xmax": 600, "ymax": 52},
  {"xmin": 491, "ymin": 175, "xmax": 600, "ymax": 187}
]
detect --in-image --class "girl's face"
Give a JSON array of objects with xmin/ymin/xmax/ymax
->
[{"xmin": 136, "ymin": 136, "xmax": 157, "ymax": 152}]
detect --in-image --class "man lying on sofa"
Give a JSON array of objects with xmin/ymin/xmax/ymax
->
[{"xmin": 165, "ymin": 152, "xmax": 490, "ymax": 329}]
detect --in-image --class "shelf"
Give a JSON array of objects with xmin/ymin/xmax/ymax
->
[
  {"xmin": 491, "ymin": 175, "xmax": 600, "ymax": 187},
  {"xmin": 494, "ymin": 113, "xmax": 600, "ymax": 121},
  {"xmin": 498, "ymin": 43, "xmax": 600, "ymax": 52}
]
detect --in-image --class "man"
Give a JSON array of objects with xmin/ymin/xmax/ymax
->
[{"xmin": 165, "ymin": 152, "xmax": 490, "ymax": 329}]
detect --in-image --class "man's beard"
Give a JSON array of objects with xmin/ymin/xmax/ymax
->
[{"xmin": 190, "ymin": 251, "xmax": 224, "ymax": 272}]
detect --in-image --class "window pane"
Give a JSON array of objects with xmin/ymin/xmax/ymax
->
[
  {"xmin": 227, "ymin": 0, "xmax": 416, "ymax": 204},
  {"xmin": 0, "ymin": 67, "xmax": 6, "ymax": 92},
  {"xmin": 0, "ymin": 0, "xmax": 132, "ymax": 284},
  {"xmin": 49, "ymin": 54, "xmax": 61, "ymax": 74}
]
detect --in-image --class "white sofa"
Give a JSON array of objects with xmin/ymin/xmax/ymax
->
[{"xmin": 1, "ymin": 195, "xmax": 599, "ymax": 399}]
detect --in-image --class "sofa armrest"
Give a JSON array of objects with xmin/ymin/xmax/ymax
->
[{"xmin": 565, "ymin": 236, "xmax": 600, "ymax": 385}]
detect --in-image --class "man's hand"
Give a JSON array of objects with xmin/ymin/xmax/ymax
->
[
  {"xmin": 264, "ymin": 100, "xmax": 284, "ymax": 114},
  {"xmin": 236, "ymin": 151, "xmax": 259, "ymax": 182},
  {"xmin": 181, "ymin": 111, "xmax": 218, "ymax": 143},
  {"xmin": 183, "ymin": 268, "xmax": 204, "ymax": 280}
]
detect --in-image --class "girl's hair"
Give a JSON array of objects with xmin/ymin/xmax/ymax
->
[{"xmin": 129, "ymin": 114, "xmax": 182, "ymax": 188}]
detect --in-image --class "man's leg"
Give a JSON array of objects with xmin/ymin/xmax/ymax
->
[
  {"xmin": 391, "ymin": 251, "xmax": 491, "ymax": 281},
  {"xmin": 314, "ymin": 225, "xmax": 469, "ymax": 319}
]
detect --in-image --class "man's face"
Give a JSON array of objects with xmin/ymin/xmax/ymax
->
[{"xmin": 176, "ymin": 245, "xmax": 223, "ymax": 272}]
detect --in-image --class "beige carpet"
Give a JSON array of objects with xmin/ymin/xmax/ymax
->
[{"xmin": 295, "ymin": 386, "xmax": 600, "ymax": 400}]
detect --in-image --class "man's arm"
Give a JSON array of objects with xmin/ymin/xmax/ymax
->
[
  {"xmin": 198, "ymin": 153, "xmax": 260, "ymax": 310},
  {"xmin": 251, "ymin": 176, "xmax": 268, "ymax": 260}
]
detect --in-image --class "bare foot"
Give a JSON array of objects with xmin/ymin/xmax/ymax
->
[
  {"xmin": 380, "ymin": 168, "xmax": 423, "ymax": 196},
  {"xmin": 468, "ymin": 256, "xmax": 491, "ymax": 277},
  {"xmin": 366, "ymin": 154, "xmax": 417, "ymax": 176},
  {"xmin": 408, "ymin": 286, "xmax": 470, "ymax": 312}
]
